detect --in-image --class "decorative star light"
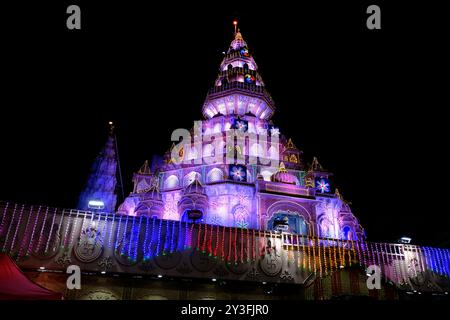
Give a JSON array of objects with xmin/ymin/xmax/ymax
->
[
  {"xmin": 270, "ymin": 127, "xmax": 280, "ymax": 137},
  {"xmin": 235, "ymin": 120, "xmax": 248, "ymax": 132},
  {"xmin": 209, "ymin": 215, "xmax": 223, "ymax": 226},
  {"xmin": 240, "ymin": 48, "xmax": 250, "ymax": 57},
  {"xmin": 237, "ymin": 193, "xmax": 250, "ymax": 206},
  {"xmin": 236, "ymin": 220, "xmax": 249, "ymax": 229},
  {"xmin": 244, "ymin": 74, "xmax": 255, "ymax": 84},
  {"xmin": 317, "ymin": 179, "xmax": 330, "ymax": 193},
  {"xmin": 231, "ymin": 166, "xmax": 245, "ymax": 181}
]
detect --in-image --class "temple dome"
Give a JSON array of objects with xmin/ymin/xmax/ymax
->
[{"xmin": 271, "ymin": 163, "xmax": 297, "ymax": 185}]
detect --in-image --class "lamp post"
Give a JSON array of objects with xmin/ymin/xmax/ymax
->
[{"xmin": 399, "ymin": 237, "xmax": 412, "ymax": 244}]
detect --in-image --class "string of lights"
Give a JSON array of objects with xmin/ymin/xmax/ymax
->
[
  {"xmin": 133, "ymin": 215, "xmax": 142, "ymax": 261},
  {"xmin": 0, "ymin": 202, "xmax": 9, "ymax": 234},
  {"xmin": 10, "ymin": 204, "xmax": 25, "ymax": 253},
  {"xmin": 107, "ymin": 213, "xmax": 115, "ymax": 249},
  {"xmin": 120, "ymin": 214, "xmax": 129, "ymax": 256},
  {"xmin": 18, "ymin": 206, "xmax": 33, "ymax": 258},
  {"xmin": 35, "ymin": 206, "xmax": 49, "ymax": 253},
  {"xmin": 163, "ymin": 217, "xmax": 170, "ymax": 255},
  {"xmin": 142, "ymin": 215, "xmax": 150, "ymax": 259},
  {"xmin": 44, "ymin": 208, "xmax": 58, "ymax": 253},
  {"xmin": 155, "ymin": 218, "xmax": 163, "ymax": 257},
  {"xmin": 27, "ymin": 206, "xmax": 41, "ymax": 254},
  {"xmin": 1, "ymin": 204, "xmax": 17, "ymax": 252},
  {"xmin": 127, "ymin": 214, "xmax": 136, "ymax": 258},
  {"xmin": 170, "ymin": 218, "xmax": 176, "ymax": 254},
  {"xmin": 114, "ymin": 214, "xmax": 123, "ymax": 252}
]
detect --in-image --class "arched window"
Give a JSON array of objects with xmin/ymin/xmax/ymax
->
[
  {"xmin": 183, "ymin": 171, "xmax": 201, "ymax": 186},
  {"xmin": 207, "ymin": 168, "xmax": 223, "ymax": 183},
  {"xmin": 164, "ymin": 175, "xmax": 179, "ymax": 189},
  {"xmin": 268, "ymin": 146, "xmax": 278, "ymax": 159},
  {"xmin": 227, "ymin": 64, "xmax": 233, "ymax": 70},
  {"xmin": 181, "ymin": 209, "xmax": 204, "ymax": 224},
  {"xmin": 250, "ymin": 143, "xmax": 265, "ymax": 158},
  {"xmin": 134, "ymin": 205, "xmax": 150, "ymax": 217},
  {"xmin": 233, "ymin": 205, "xmax": 249, "ymax": 229},
  {"xmin": 342, "ymin": 226, "xmax": 353, "ymax": 240}
]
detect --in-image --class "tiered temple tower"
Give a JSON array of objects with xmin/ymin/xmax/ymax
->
[{"xmin": 117, "ymin": 28, "xmax": 364, "ymax": 241}]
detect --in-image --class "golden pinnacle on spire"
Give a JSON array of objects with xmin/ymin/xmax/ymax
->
[
  {"xmin": 335, "ymin": 188, "xmax": 343, "ymax": 200},
  {"xmin": 233, "ymin": 20, "xmax": 238, "ymax": 34},
  {"xmin": 108, "ymin": 121, "xmax": 115, "ymax": 134},
  {"xmin": 310, "ymin": 156, "xmax": 325, "ymax": 172},
  {"xmin": 286, "ymin": 138, "xmax": 298, "ymax": 150},
  {"xmin": 235, "ymin": 30, "xmax": 244, "ymax": 41},
  {"xmin": 138, "ymin": 160, "xmax": 151, "ymax": 175}
]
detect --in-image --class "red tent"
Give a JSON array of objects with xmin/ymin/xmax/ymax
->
[{"xmin": 0, "ymin": 253, "xmax": 63, "ymax": 300}]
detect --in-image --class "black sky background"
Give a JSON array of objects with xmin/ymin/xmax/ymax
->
[{"xmin": 0, "ymin": 1, "xmax": 448, "ymax": 247}]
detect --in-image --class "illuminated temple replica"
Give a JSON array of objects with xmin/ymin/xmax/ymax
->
[{"xmin": 1, "ymin": 26, "xmax": 449, "ymax": 300}]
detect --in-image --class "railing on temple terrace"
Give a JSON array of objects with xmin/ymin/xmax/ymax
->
[{"xmin": 0, "ymin": 201, "xmax": 449, "ymax": 293}]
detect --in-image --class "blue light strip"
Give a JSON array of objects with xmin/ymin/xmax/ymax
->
[
  {"xmin": 155, "ymin": 218, "xmax": 163, "ymax": 256},
  {"xmin": 436, "ymin": 248, "xmax": 444, "ymax": 275},
  {"xmin": 442, "ymin": 249, "xmax": 450, "ymax": 277},
  {"xmin": 108, "ymin": 214, "xmax": 115, "ymax": 249},
  {"xmin": 177, "ymin": 219, "xmax": 183, "ymax": 251},
  {"xmin": 441, "ymin": 249, "xmax": 449, "ymax": 276},
  {"xmin": 114, "ymin": 214, "xmax": 123, "ymax": 252},
  {"xmin": 170, "ymin": 219, "xmax": 176, "ymax": 254},
  {"xmin": 439, "ymin": 249, "xmax": 446, "ymax": 276},
  {"xmin": 422, "ymin": 246, "xmax": 429, "ymax": 271},
  {"xmin": 184, "ymin": 221, "xmax": 189, "ymax": 249},
  {"xmin": 429, "ymin": 247, "xmax": 435, "ymax": 274},
  {"xmin": 142, "ymin": 216, "xmax": 150, "ymax": 260},
  {"xmin": 93, "ymin": 212, "xmax": 102, "ymax": 245},
  {"xmin": 432, "ymin": 247, "xmax": 440, "ymax": 274},
  {"xmin": 133, "ymin": 215, "xmax": 142, "ymax": 262},
  {"xmin": 163, "ymin": 219, "xmax": 170, "ymax": 255},
  {"xmin": 120, "ymin": 215, "xmax": 129, "ymax": 256},
  {"xmin": 445, "ymin": 249, "xmax": 450, "ymax": 276},
  {"xmin": 99, "ymin": 212, "xmax": 109, "ymax": 246},
  {"xmin": 147, "ymin": 217, "xmax": 156, "ymax": 259},
  {"xmin": 128, "ymin": 215, "xmax": 136, "ymax": 258}
]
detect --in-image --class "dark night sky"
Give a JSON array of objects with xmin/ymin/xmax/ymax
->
[{"xmin": 1, "ymin": 2, "xmax": 448, "ymax": 246}]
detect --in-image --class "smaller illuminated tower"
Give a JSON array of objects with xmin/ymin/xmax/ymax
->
[{"xmin": 78, "ymin": 124, "xmax": 118, "ymax": 213}]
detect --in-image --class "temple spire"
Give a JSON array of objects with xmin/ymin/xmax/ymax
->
[
  {"xmin": 78, "ymin": 124, "xmax": 119, "ymax": 213},
  {"xmin": 202, "ymin": 21, "xmax": 275, "ymax": 120}
]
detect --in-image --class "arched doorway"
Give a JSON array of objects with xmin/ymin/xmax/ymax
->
[{"xmin": 268, "ymin": 211, "xmax": 308, "ymax": 235}]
